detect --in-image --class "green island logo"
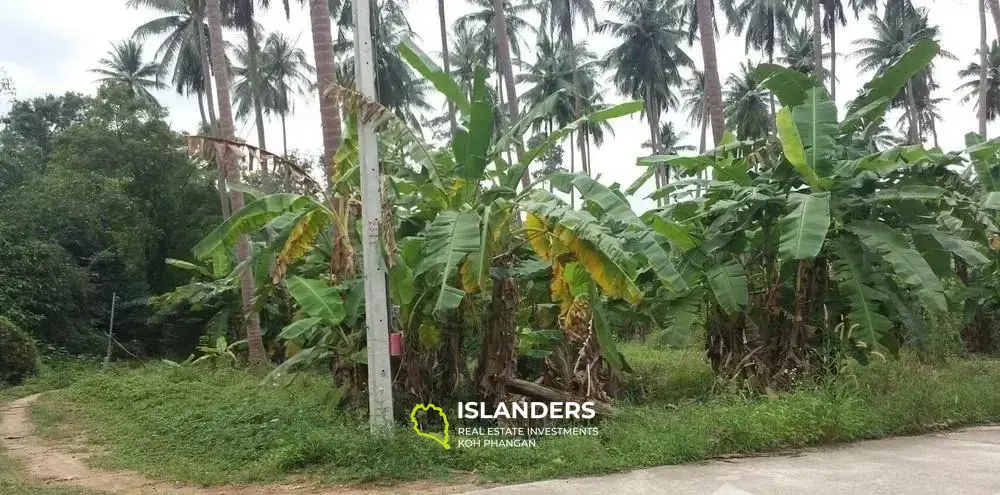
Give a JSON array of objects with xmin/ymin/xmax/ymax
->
[{"xmin": 410, "ymin": 403, "xmax": 451, "ymax": 450}]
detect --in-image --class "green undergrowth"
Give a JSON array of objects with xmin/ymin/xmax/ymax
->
[
  {"xmin": 30, "ymin": 347, "xmax": 1000, "ymax": 486},
  {"xmin": 0, "ymin": 356, "xmax": 102, "ymax": 403}
]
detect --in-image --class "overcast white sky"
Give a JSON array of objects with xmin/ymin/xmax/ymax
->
[{"xmin": 0, "ymin": 0, "xmax": 990, "ymax": 210}]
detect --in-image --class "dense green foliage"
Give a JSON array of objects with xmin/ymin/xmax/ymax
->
[
  {"xmin": 0, "ymin": 317, "xmax": 38, "ymax": 385},
  {"xmin": 0, "ymin": 86, "xmax": 221, "ymax": 355}
]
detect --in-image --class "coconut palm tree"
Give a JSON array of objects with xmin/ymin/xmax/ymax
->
[
  {"xmin": 225, "ymin": 0, "xmax": 293, "ymax": 156},
  {"xmin": 959, "ymin": 42, "xmax": 1000, "ymax": 132},
  {"xmin": 599, "ymin": 0, "xmax": 692, "ymax": 187},
  {"xmin": 817, "ymin": 0, "xmax": 878, "ymax": 102},
  {"xmin": 261, "ymin": 33, "xmax": 314, "ymax": 155},
  {"xmin": 449, "ymin": 23, "xmax": 490, "ymax": 94},
  {"xmin": 853, "ymin": 5, "xmax": 952, "ymax": 143},
  {"xmin": 979, "ymin": 0, "xmax": 989, "ymax": 138},
  {"xmin": 455, "ymin": 0, "xmax": 536, "ymax": 68},
  {"xmin": 203, "ymin": 0, "xmax": 266, "ymax": 366},
  {"xmin": 681, "ymin": 70, "xmax": 708, "ymax": 153},
  {"xmin": 695, "ymin": 0, "xmax": 725, "ymax": 146},
  {"xmin": 91, "ymin": 40, "xmax": 167, "ymax": 107},
  {"xmin": 721, "ymin": 0, "xmax": 796, "ymax": 125},
  {"xmin": 779, "ymin": 25, "xmax": 831, "ymax": 81},
  {"xmin": 723, "ymin": 61, "xmax": 770, "ymax": 141},
  {"xmin": 437, "ymin": 0, "xmax": 456, "ymax": 132},
  {"xmin": 127, "ymin": 0, "xmax": 222, "ymax": 128},
  {"xmin": 334, "ymin": 0, "xmax": 430, "ymax": 128},
  {"xmin": 537, "ymin": 0, "xmax": 597, "ymax": 174},
  {"xmin": 304, "ymin": 0, "xmax": 341, "ymax": 175}
]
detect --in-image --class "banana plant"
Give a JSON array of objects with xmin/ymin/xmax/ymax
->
[{"xmin": 635, "ymin": 40, "xmax": 990, "ymax": 388}]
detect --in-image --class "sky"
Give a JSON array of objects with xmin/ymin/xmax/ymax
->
[{"xmin": 0, "ymin": 0, "xmax": 991, "ymax": 211}]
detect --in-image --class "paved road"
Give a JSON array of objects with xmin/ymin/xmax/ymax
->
[{"xmin": 459, "ymin": 425, "xmax": 1000, "ymax": 495}]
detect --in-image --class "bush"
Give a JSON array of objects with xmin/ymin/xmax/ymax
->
[{"xmin": 0, "ymin": 316, "xmax": 39, "ymax": 385}]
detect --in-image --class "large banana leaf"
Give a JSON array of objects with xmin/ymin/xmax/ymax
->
[
  {"xmin": 833, "ymin": 237, "xmax": 894, "ymax": 347},
  {"xmin": 842, "ymin": 39, "xmax": 939, "ymax": 131},
  {"xmin": 193, "ymin": 194, "xmax": 324, "ymax": 259},
  {"xmin": 847, "ymin": 221, "xmax": 947, "ymax": 312},
  {"xmin": 776, "ymin": 107, "xmax": 821, "ymax": 189},
  {"xmin": 779, "ymin": 193, "xmax": 831, "ymax": 260},
  {"xmin": 793, "ymin": 88, "xmax": 837, "ymax": 177},
  {"xmin": 706, "ymin": 262, "xmax": 747, "ymax": 314},
  {"xmin": 397, "ymin": 40, "xmax": 470, "ymax": 115},
  {"xmin": 420, "ymin": 209, "xmax": 482, "ymax": 312},
  {"xmin": 522, "ymin": 191, "xmax": 643, "ymax": 304},
  {"xmin": 649, "ymin": 216, "xmax": 700, "ymax": 252},
  {"xmin": 967, "ymin": 133, "xmax": 1000, "ymax": 192},
  {"xmin": 556, "ymin": 173, "xmax": 643, "ymax": 229},
  {"xmin": 926, "ymin": 229, "xmax": 990, "ymax": 267},
  {"xmin": 752, "ymin": 64, "xmax": 817, "ymax": 108},
  {"xmin": 634, "ymin": 231, "xmax": 689, "ymax": 293},
  {"xmin": 286, "ymin": 277, "xmax": 346, "ymax": 324},
  {"xmin": 492, "ymin": 90, "xmax": 565, "ymax": 156},
  {"xmin": 875, "ymin": 185, "xmax": 949, "ymax": 201},
  {"xmin": 278, "ymin": 317, "xmax": 324, "ymax": 342},
  {"xmin": 454, "ymin": 67, "xmax": 493, "ymax": 192}
]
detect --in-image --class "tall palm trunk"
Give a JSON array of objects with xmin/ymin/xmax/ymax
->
[
  {"xmin": 645, "ymin": 88, "xmax": 664, "ymax": 205},
  {"xmin": 988, "ymin": 0, "xmax": 1000, "ymax": 41},
  {"xmin": 768, "ymin": 52, "xmax": 777, "ymax": 133},
  {"xmin": 982, "ymin": 0, "xmax": 990, "ymax": 138},
  {"xmin": 569, "ymin": 130, "xmax": 576, "ymax": 208},
  {"xmin": 197, "ymin": 91, "xmax": 209, "ymax": 129},
  {"xmin": 904, "ymin": 83, "xmax": 920, "ymax": 143},
  {"xmin": 195, "ymin": 6, "xmax": 218, "ymax": 128},
  {"xmin": 246, "ymin": 24, "xmax": 268, "ymax": 174},
  {"xmin": 492, "ymin": 0, "xmax": 529, "ymax": 188},
  {"xmin": 812, "ymin": 1, "xmax": 823, "ymax": 82},
  {"xmin": 281, "ymin": 112, "xmax": 288, "ymax": 156},
  {"xmin": 309, "ymin": 0, "xmax": 342, "ymax": 178},
  {"xmin": 697, "ymin": 108, "xmax": 708, "ymax": 198},
  {"xmin": 565, "ymin": 27, "xmax": 589, "ymax": 176},
  {"xmin": 696, "ymin": 0, "xmax": 725, "ymax": 145},
  {"xmin": 205, "ymin": 0, "xmax": 266, "ymax": 367},
  {"xmin": 829, "ymin": 17, "xmax": 837, "ymax": 103},
  {"xmin": 437, "ymin": 0, "xmax": 456, "ymax": 133}
]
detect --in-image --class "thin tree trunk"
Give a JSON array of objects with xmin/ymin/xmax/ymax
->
[
  {"xmin": 281, "ymin": 112, "xmax": 288, "ymax": 156},
  {"xmin": 197, "ymin": 90, "xmax": 209, "ymax": 130},
  {"xmin": 246, "ymin": 23, "xmax": 268, "ymax": 174},
  {"xmin": 904, "ymin": 82, "xmax": 920, "ymax": 143},
  {"xmin": 696, "ymin": 0, "xmax": 725, "ymax": 145},
  {"xmin": 196, "ymin": 5, "xmax": 218, "ymax": 128},
  {"xmin": 988, "ymin": 0, "xmax": 1000, "ymax": 43},
  {"xmin": 437, "ymin": 0, "xmax": 456, "ymax": 133},
  {"xmin": 982, "ymin": 0, "xmax": 990, "ymax": 138},
  {"xmin": 830, "ymin": 19, "xmax": 837, "ymax": 103},
  {"xmin": 569, "ymin": 130, "xmax": 575, "ymax": 209},
  {"xmin": 813, "ymin": 1, "xmax": 823, "ymax": 81},
  {"xmin": 492, "ymin": 0, "xmax": 528, "ymax": 188},
  {"xmin": 205, "ymin": 0, "xmax": 265, "ymax": 367},
  {"xmin": 697, "ymin": 107, "xmax": 708, "ymax": 198},
  {"xmin": 645, "ymin": 90, "xmax": 664, "ymax": 206},
  {"xmin": 565, "ymin": 27, "xmax": 589, "ymax": 176},
  {"xmin": 768, "ymin": 52, "xmax": 777, "ymax": 133},
  {"xmin": 309, "ymin": 0, "xmax": 342, "ymax": 175}
]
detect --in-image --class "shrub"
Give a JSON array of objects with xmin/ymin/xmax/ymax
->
[{"xmin": 0, "ymin": 316, "xmax": 39, "ymax": 385}]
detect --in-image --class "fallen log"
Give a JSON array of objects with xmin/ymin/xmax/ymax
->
[{"xmin": 505, "ymin": 378, "xmax": 615, "ymax": 416}]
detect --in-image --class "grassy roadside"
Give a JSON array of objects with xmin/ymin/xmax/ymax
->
[{"xmin": 29, "ymin": 346, "xmax": 1000, "ymax": 486}]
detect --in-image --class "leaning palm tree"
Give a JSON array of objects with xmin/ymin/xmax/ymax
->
[
  {"xmin": 959, "ymin": 41, "xmax": 1000, "ymax": 134},
  {"xmin": 723, "ymin": 61, "xmax": 770, "ymax": 141},
  {"xmin": 261, "ymin": 33, "xmax": 314, "ymax": 155},
  {"xmin": 127, "ymin": 0, "xmax": 222, "ymax": 127},
  {"xmin": 91, "ymin": 40, "xmax": 167, "ymax": 107},
  {"xmin": 599, "ymin": 0, "xmax": 693, "ymax": 187},
  {"xmin": 203, "ymin": 0, "xmax": 266, "ymax": 367},
  {"xmin": 455, "ymin": 0, "xmax": 536, "ymax": 69},
  {"xmin": 817, "ymin": 0, "xmax": 877, "ymax": 102},
  {"xmin": 437, "ymin": 0, "xmax": 456, "ymax": 131},
  {"xmin": 303, "ymin": 0, "xmax": 342, "ymax": 175}
]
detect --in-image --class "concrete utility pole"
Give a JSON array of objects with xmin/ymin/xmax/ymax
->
[{"xmin": 353, "ymin": 0, "xmax": 394, "ymax": 433}]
